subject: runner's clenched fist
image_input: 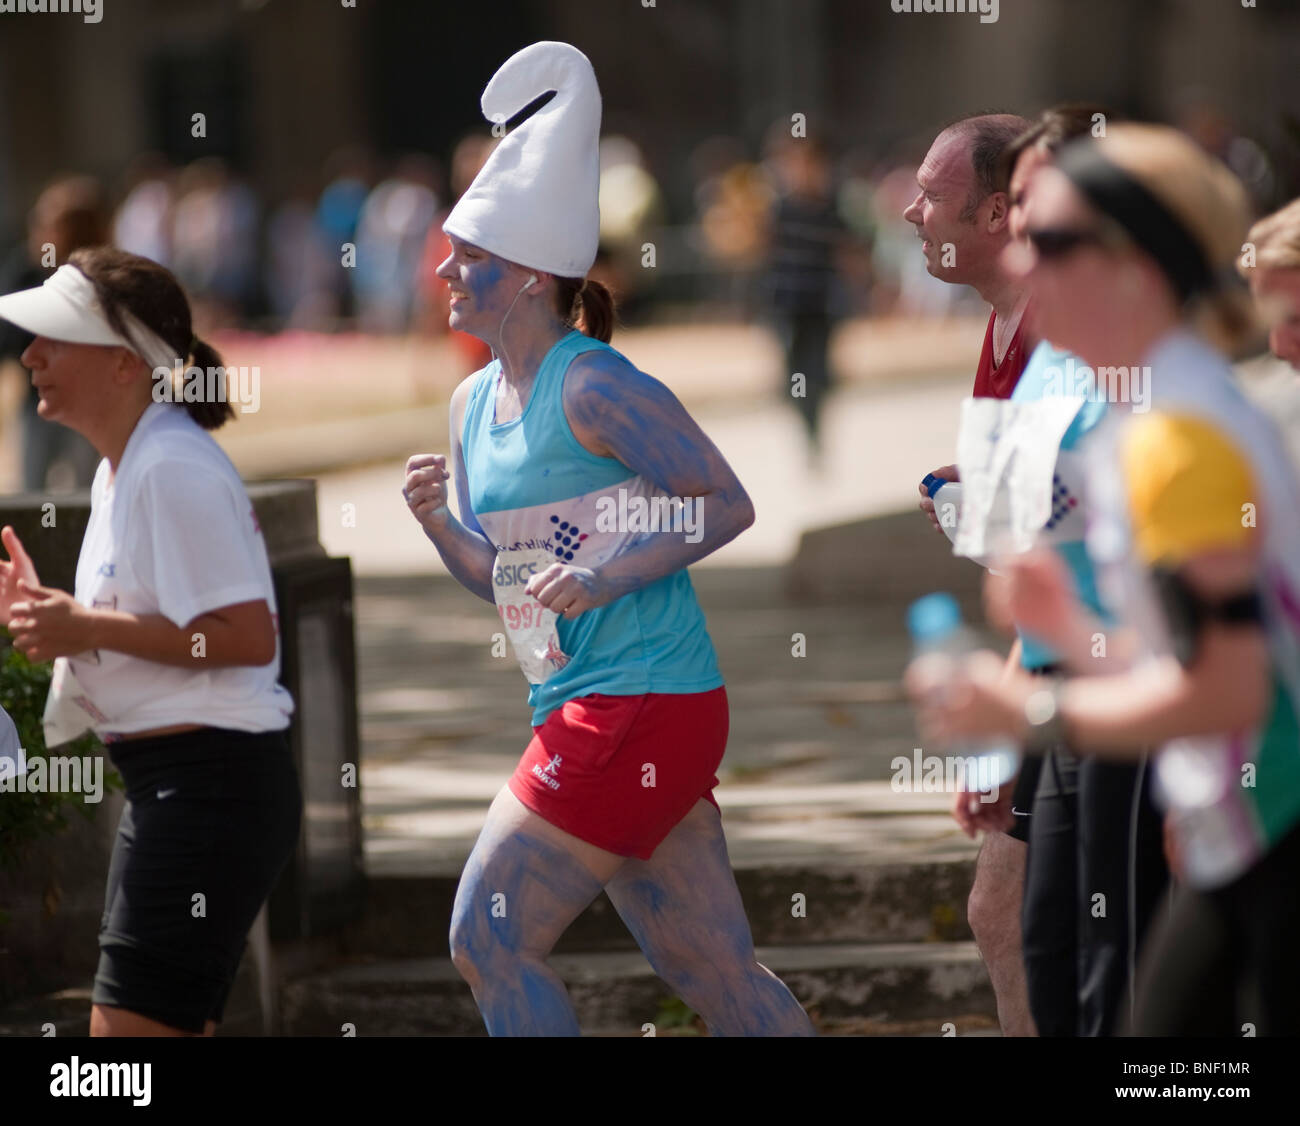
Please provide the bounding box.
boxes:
[404,453,451,530]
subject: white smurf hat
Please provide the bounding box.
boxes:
[443,41,602,279]
[0,263,178,370]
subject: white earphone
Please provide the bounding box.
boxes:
[498,274,539,375]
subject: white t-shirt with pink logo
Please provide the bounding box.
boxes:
[43,402,294,744]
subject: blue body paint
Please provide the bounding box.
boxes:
[450,815,601,1036]
[450,794,813,1036]
[602,803,815,1037]
[563,351,726,503]
[465,255,506,306]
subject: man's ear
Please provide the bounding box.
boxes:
[985,191,1010,233]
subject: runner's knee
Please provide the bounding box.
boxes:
[968,838,1024,951]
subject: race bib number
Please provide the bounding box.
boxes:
[492,548,571,685]
[955,396,1086,561]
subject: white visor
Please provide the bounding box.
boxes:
[0,264,181,372]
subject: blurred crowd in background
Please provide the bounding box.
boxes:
[0,99,1282,343]
[0,95,1289,493]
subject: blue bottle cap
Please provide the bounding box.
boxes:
[907,592,961,642]
[921,473,950,499]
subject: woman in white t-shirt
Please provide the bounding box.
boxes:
[0,247,299,1037]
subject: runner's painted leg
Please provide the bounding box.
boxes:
[449,786,623,1035]
[605,797,815,1036]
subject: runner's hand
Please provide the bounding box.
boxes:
[525,563,607,618]
[0,525,41,621]
[906,649,1033,744]
[404,454,451,532]
[1003,550,1078,651]
[951,779,1016,838]
[918,464,958,533]
[7,580,93,662]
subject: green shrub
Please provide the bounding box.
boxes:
[0,642,120,871]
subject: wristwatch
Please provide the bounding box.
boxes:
[1022,679,1068,755]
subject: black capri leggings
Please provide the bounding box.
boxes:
[1129,816,1300,1036]
[1021,748,1169,1036]
[92,726,302,1033]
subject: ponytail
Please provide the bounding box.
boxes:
[554,275,618,344]
[574,279,615,344]
[185,337,236,430]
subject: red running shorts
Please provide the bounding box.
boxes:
[507,687,729,860]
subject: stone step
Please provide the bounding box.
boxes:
[280,940,996,1037]
[0,951,266,1038]
[339,854,976,960]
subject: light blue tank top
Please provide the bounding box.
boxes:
[462,329,724,725]
[1010,341,1111,668]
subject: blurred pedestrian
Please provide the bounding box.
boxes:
[112,153,175,268]
[0,174,107,490]
[265,176,338,330]
[316,146,374,322]
[594,135,666,318]
[170,158,260,328]
[760,129,854,466]
[353,154,440,333]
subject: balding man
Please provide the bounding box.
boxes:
[906,113,1035,398]
[906,112,1039,1038]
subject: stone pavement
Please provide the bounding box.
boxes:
[353,566,980,880]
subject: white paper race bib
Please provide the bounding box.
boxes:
[955,396,1086,561]
[42,657,108,747]
[491,548,571,685]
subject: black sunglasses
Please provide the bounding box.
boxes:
[1026,227,1108,261]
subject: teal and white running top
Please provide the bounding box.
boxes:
[1009,341,1111,668]
[461,329,724,726]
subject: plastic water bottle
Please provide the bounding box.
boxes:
[906,592,1020,793]
[921,473,962,546]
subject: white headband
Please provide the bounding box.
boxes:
[0,263,183,372]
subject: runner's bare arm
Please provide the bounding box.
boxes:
[910,547,1271,758]
[404,376,497,603]
[7,591,277,667]
[559,350,754,601]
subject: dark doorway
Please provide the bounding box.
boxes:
[361,1,543,162]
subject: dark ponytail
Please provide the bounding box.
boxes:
[554,276,617,344]
[66,246,236,430]
[184,337,235,430]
